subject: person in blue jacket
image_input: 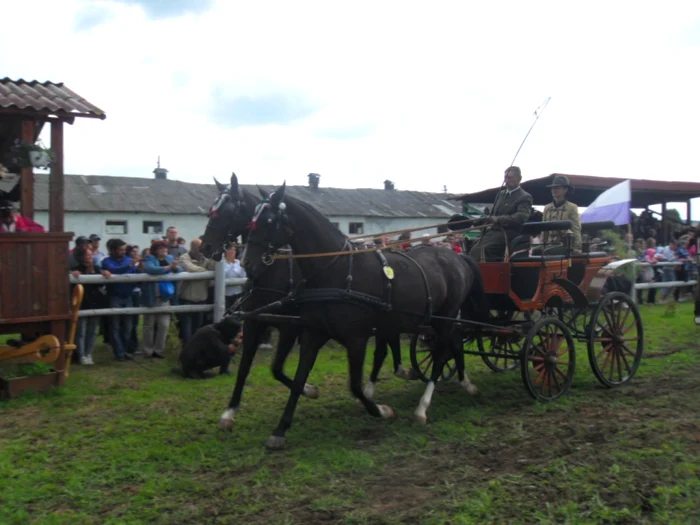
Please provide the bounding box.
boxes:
[140,240,182,358]
[101,238,140,361]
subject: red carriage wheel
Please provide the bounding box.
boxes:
[521,317,576,402]
[587,292,644,387]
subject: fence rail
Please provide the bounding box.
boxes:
[69,261,246,322]
[631,260,697,298]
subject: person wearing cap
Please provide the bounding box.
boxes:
[539,175,582,254]
[469,166,533,261]
[68,236,90,269]
[89,234,106,265]
[0,199,45,233]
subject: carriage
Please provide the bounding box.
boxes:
[409,219,644,402]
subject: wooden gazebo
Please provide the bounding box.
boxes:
[0,78,105,395]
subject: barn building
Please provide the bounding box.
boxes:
[28,171,464,247]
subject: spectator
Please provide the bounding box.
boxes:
[141,247,151,258]
[675,237,691,301]
[656,239,679,303]
[68,236,90,268]
[177,237,187,249]
[421,234,433,246]
[141,240,181,359]
[90,234,106,265]
[223,245,247,310]
[125,245,142,354]
[71,246,104,365]
[179,238,216,344]
[0,199,45,233]
[398,231,412,250]
[102,238,140,361]
[166,226,187,258]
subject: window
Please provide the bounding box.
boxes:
[105,220,128,235]
[349,222,364,235]
[143,220,164,234]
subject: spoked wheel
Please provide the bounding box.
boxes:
[479,310,528,372]
[587,292,644,387]
[521,317,576,402]
[409,334,458,383]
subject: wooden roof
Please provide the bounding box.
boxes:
[0,78,106,120]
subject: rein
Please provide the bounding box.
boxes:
[270,225,487,260]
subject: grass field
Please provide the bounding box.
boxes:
[1,304,698,524]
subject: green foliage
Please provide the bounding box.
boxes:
[0,362,53,379]
[0,304,698,524]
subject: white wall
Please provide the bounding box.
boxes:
[330,215,443,239]
[35,211,210,250]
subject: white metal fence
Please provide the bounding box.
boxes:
[69,261,247,322]
[631,261,697,302]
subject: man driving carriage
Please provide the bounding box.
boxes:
[469,166,533,260]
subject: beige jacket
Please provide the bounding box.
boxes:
[179,252,216,302]
[542,200,582,250]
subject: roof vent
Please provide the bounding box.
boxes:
[153,156,168,180]
[308,173,320,189]
[384,179,395,191]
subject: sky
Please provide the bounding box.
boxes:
[2,0,700,217]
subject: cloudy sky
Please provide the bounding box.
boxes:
[2,1,700,215]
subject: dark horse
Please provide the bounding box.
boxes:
[242,183,482,449]
[200,174,414,433]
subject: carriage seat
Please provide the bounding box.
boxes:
[572,251,608,259]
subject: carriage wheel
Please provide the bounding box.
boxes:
[587,292,644,387]
[409,334,458,383]
[479,310,527,372]
[521,317,576,402]
[478,333,521,372]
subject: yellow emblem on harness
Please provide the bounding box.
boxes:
[383,266,395,280]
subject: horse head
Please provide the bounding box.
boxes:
[241,182,292,277]
[201,172,251,259]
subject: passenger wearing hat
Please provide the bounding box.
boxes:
[540,175,582,254]
[469,166,533,261]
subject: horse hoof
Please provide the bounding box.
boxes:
[303,384,320,399]
[414,413,428,425]
[264,435,287,450]
[218,418,234,431]
[466,384,479,396]
[378,404,395,419]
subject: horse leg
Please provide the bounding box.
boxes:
[415,337,448,425]
[218,319,264,431]
[451,327,478,395]
[265,329,327,450]
[364,336,388,399]
[271,326,320,399]
[388,334,415,380]
[347,336,395,419]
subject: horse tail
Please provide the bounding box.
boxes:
[460,254,488,322]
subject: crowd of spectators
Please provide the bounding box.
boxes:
[68,226,248,365]
[632,228,698,304]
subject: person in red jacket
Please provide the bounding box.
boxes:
[0,200,45,233]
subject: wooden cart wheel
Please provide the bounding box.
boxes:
[409,334,458,383]
[479,310,527,372]
[587,292,644,387]
[521,317,576,402]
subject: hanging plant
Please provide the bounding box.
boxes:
[8,139,55,169]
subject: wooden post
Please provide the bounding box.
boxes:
[49,120,64,232]
[661,202,668,244]
[687,200,692,226]
[20,119,34,218]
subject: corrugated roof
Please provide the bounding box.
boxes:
[453,173,700,208]
[0,78,106,120]
[30,174,462,218]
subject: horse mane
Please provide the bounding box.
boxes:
[283,194,348,245]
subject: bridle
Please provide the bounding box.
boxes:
[207,187,249,255]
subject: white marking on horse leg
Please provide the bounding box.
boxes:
[303,383,320,399]
[377,404,395,419]
[265,435,287,450]
[414,381,435,425]
[460,374,479,395]
[363,381,376,399]
[218,408,237,431]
